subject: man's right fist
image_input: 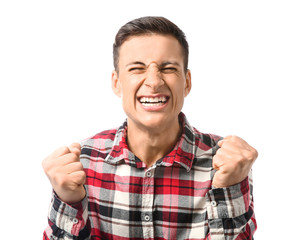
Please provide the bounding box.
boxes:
[42,143,86,204]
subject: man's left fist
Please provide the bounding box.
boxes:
[212,135,258,188]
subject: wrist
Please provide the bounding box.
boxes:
[55,185,86,205]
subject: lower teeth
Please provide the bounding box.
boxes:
[142,102,165,106]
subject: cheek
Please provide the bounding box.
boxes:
[171,82,187,108]
[120,81,139,106]
[172,81,186,98]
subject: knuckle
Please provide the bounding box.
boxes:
[80,171,87,182]
[78,162,84,170]
[215,147,224,156]
[60,146,70,155]
[226,135,238,141]
[252,147,259,159]
[79,170,86,178]
[52,173,65,186]
[244,149,257,162]
[231,135,238,140]
[70,142,81,149]
[74,161,84,170]
[233,154,246,166]
[73,171,86,185]
[42,157,55,173]
[69,152,79,161]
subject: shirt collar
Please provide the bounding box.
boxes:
[105,112,196,171]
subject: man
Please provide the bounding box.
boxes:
[43,16,257,239]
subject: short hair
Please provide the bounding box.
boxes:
[113,16,189,73]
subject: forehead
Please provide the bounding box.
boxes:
[118,34,184,65]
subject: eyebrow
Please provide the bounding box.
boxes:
[126,61,146,67]
[126,61,180,68]
[160,61,180,67]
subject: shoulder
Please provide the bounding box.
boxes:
[181,113,222,149]
[82,127,118,143]
[193,126,222,149]
[87,128,118,141]
[191,127,222,168]
[80,127,119,158]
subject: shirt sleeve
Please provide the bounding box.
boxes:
[206,171,256,240]
[43,191,90,240]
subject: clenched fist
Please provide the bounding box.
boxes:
[212,136,258,188]
[42,143,86,204]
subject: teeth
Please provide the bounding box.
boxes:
[139,96,167,103]
[139,96,168,107]
[142,102,164,106]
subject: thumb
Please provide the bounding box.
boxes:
[217,139,224,148]
[212,171,222,189]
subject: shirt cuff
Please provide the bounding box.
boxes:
[206,177,251,219]
[48,190,89,236]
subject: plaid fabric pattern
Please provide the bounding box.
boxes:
[43,113,256,240]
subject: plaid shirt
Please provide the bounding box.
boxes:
[43,113,256,240]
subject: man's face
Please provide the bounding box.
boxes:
[112,34,191,132]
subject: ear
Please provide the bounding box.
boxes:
[111,70,122,97]
[184,69,192,97]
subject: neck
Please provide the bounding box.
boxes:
[127,118,182,168]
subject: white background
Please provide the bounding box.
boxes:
[1,1,299,239]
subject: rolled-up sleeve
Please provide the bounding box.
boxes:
[43,191,90,240]
[206,172,256,240]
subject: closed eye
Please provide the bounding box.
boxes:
[129,67,145,71]
[128,67,147,74]
[126,61,147,73]
[160,67,177,73]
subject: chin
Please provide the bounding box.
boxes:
[139,113,178,130]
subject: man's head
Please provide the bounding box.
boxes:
[113,16,189,73]
[111,16,192,134]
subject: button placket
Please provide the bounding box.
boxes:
[141,167,155,239]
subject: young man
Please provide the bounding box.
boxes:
[43,17,257,239]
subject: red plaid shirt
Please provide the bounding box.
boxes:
[43,113,256,240]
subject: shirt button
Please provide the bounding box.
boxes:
[211,201,217,207]
[144,214,151,221]
[71,218,78,224]
[146,171,152,178]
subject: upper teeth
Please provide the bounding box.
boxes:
[139,96,167,103]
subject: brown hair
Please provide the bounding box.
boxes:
[113,16,189,73]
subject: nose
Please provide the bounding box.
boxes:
[144,64,164,90]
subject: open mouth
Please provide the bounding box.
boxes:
[138,96,169,106]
